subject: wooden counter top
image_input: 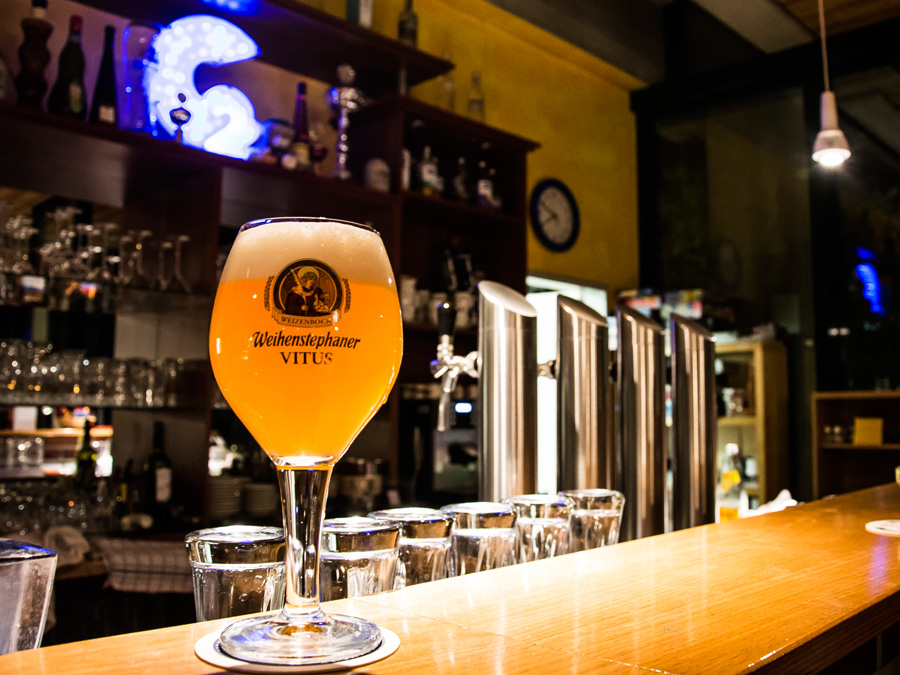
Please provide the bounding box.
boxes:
[3,484,899,674]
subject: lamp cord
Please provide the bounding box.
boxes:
[818,0,830,91]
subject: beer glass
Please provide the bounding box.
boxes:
[208,217,402,666]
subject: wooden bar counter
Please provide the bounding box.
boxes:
[3,484,899,674]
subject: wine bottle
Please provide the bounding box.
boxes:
[467,70,485,122]
[476,158,494,208]
[48,15,86,119]
[346,0,373,28]
[398,0,418,47]
[290,81,312,171]
[143,421,173,525]
[74,418,97,492]
[89,25,117,125]
[14,0,53,109]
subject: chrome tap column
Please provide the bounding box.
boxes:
[478,281,538,502]
[556,296,611,491]
[615,305,666,541]
[670,315,717,530]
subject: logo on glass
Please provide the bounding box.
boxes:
[268,259,345,327]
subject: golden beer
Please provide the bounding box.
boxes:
[209,218,403,465]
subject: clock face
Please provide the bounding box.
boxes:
[530,179,579,252]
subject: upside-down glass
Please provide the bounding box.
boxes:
[208,217,403,666]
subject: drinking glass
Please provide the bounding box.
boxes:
[441,501,517,575]
[505,493,570,562]
[208,217,403,666]
[368,507,453,587]
[185,526,286,622]
[562,488,625,552]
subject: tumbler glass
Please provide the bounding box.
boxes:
[441,502,517,575]
[0,539,57,655]
[561,489,625,552]
[368,507,453,587]
[504,494,570,563]
[185,525,286,622]
[319,517,400,601]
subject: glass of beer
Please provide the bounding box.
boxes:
[208,217,402,666]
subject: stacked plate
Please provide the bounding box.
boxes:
[243,482,279,517]
[208,476,246,520]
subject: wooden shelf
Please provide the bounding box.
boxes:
[821,443,900,451]
[813,390,900,497]
[73,0,452,97]
[717,415,757,427]
[359,94,540,153]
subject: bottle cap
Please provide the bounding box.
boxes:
[70,15,83,33]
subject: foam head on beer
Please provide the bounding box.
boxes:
[210,218,403,467]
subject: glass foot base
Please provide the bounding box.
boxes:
[218,611,383,666]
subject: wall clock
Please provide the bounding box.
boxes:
[530,178,580,252]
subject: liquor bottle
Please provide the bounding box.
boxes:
[438,53,455,111]
[716,443,746,522]
[290,81,312,171]
[48,15,86,119]
[448,156,469,201]
[398,0,418,47]
[74,418,97,492]
[476,157,494,208]
[346,0,373,28]
[89,25,117,125]
[419,146,440,196]
[14,0,53,109]
[143,421,173,525]
[467,71,485,122]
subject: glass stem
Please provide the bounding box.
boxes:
[277,465,332,621]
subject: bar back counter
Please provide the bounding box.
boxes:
[2,484,899,674]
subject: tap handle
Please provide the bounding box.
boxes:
[436,299,457,338]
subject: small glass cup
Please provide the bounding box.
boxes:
[504,494,570,563]
[368,507,453,587]
[319,517,400,601]
[185,526,286,622]
[441,502,517,575]
[561,489,626,552]
[0,539,57,655]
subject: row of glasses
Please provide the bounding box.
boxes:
[0,339,191,408]
[3,204,193,294]
[185,490,626,626]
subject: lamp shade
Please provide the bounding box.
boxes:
[813,91,850,166]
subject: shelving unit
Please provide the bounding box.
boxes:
[715,340,789,508]
[812,390,900,498]
[0,0,537,522]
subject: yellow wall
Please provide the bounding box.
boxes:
[312,0,644,294]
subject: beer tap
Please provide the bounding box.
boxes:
[430,299,478,432]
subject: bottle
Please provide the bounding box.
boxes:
[48,15,86,119]
[717,443,745,522]
[467,70,485,122]
[346,0,373,28]
[448,156,469,201]
[143,421,173,525]
[14,0,53,109]
[74,417,97,492]
[89,25,117,125]
[438,53,455,111]
[476,156,494,208]
[398,0,418,47]
[290,81,312,171]
[419,146,439,196]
